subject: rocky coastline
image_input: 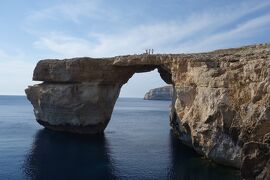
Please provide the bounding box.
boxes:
[144,86,173,100]
[26,44,270,179]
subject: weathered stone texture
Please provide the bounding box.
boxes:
[26,44,270,179]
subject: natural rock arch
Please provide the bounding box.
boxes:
[26,44,270,179]
[26,55,172,134]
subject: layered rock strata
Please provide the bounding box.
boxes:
[26,44,270,179]
[144,86,173,100]
[25,58,165,134]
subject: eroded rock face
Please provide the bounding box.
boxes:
[144,86,173,100]
[26,44,270,179]
[25,83,122,134]
[26,57,167,134]
[241,142,270,178]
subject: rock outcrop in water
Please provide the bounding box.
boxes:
[144,86,173,100]
[26,44,270,179]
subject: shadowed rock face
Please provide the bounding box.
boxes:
[26,44,270,179]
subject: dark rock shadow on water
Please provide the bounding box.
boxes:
[167,131,241,180]
[23,129,116,180]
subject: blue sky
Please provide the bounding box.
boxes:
[0,0,269,97]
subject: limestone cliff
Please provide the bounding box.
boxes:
[144,86,173,100]
[26,44,270,179]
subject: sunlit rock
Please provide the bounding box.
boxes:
[26,44,270,179]
[144,86,173,100]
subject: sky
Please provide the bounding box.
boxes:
[0,0,269,97]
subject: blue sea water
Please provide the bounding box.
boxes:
[0,96,241,180]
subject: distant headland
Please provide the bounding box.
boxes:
[144,86,172,100]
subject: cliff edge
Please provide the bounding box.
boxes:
[144,86,173,100]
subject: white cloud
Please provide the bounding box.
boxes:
[28,0,97,23]
[175,13,270,52]
[33,1,270,58]
[26,0,119,24]
[33,32,94,58]
[33,20,212,57]
[0,50,35,95]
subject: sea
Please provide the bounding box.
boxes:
[0,96,241,180]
